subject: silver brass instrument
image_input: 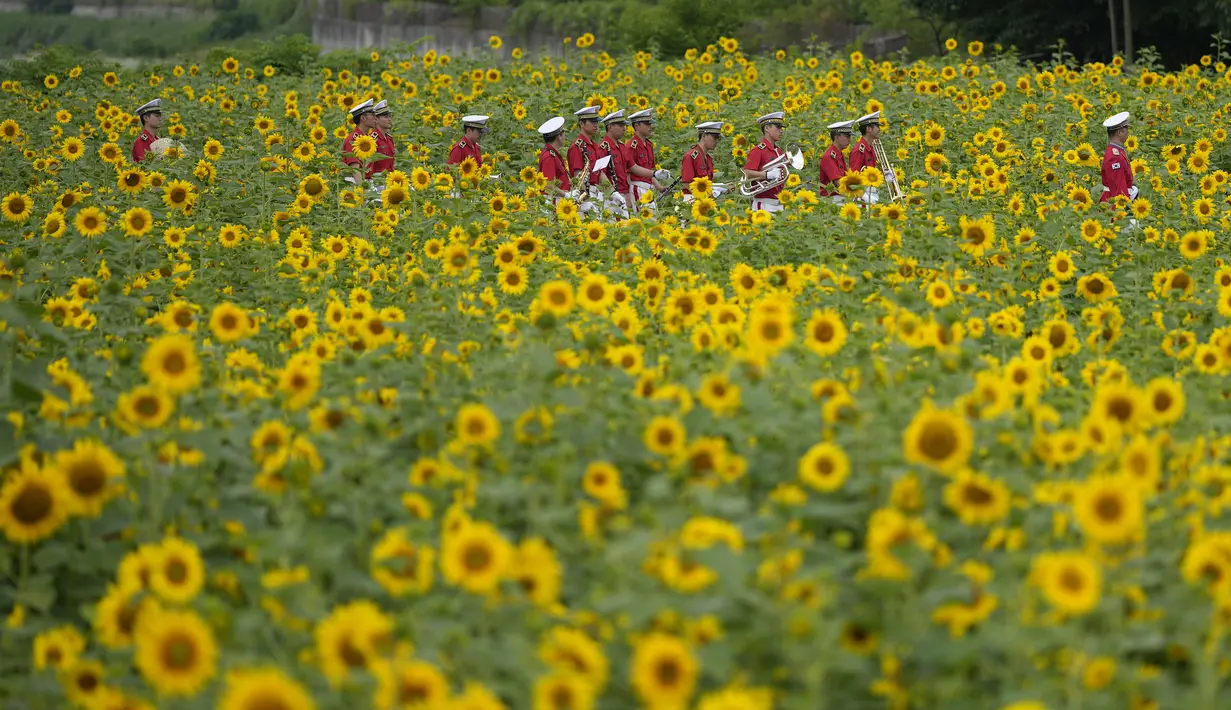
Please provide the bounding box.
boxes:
[871,138,904,202]
[739,142,804,197]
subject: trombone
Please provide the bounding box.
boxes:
[739,143,805,196]
[871,138,905,202]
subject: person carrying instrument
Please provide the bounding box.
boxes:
[1100,111,1136,203]
[131,99,162,163]
[448,114,488,168]
[567,106,604,189]
[626,109,667,208]
[342,98,377,186]
[369,100,397,178]
[819,119,853,199]
[743,111,787,213]
[537,116,571,205]
[596,109,634,219]
[849,111,880,171]
[682,121,722,203]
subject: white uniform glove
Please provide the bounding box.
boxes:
[884,168,897,184]
[683,194,696,205]
[654,169,670,182]
[1128,185,1139,200]
[588,185,602,200]
[767,166,785,183]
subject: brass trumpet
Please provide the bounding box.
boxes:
[739,142,804,196]
[872,138,904,202]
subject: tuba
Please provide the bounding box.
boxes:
[871,138,905,202]
[739,142,804,196]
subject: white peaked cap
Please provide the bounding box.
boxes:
[629,109,654,123]
[1103,111,1131,129]
[538,116,565,136]
[696,121,724,133]
[827,119,855,132]
[601,109,627,125]
[462,114,490,130]
[856,111,881,125]
[135,98,161,116]
[757,111,785,126]
[348,98,375,116]
[372,99,390,115]
[574,106,601,119]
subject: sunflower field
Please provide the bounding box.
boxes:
[3,34,1231,710]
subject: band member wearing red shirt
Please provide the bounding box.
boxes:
[341,98,377,185]
[369,100,396,178]
[819,120,853,199]
[1100,111,1136,203]
[849,112,880,172]
[682,121,722,202]
[537,116,571,203]
[626,108,665,205]
[595,109,633,218]
[448,114,488,168]
[742,111,787,212]
[131,99,162,163]
[567,106,604,189]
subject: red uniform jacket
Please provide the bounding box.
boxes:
[681,145,714,187]
[567,134,600,186]
[132,131,156,162]
[818,144,848,197]
[849,137,874,172]
[539,144,571,193]
[369,129,396,177]
[1100,143,1134,202]
[743,139,784,199]
[626,137,656,180]
[596,136,630,194]
[447,138,483,167]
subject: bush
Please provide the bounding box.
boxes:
[205,34,322,76]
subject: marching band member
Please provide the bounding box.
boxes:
[742,111,787,213]
[1100,111,1137,203]
[341,98,377,185]
[818,119,853,200]
[537,116,571,205]
[596,109,634,219]
[567,106,604,189]
[849,111,880,172]
[681,121,722,203]
[626,109,667,208]
[448,114,488,167]
[131,99,162,163]
[369,100,396,179]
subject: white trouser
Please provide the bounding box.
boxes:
[751,197,782,213]
[859,187,880,205]
[631,180,655,209]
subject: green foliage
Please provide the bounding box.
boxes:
[0,13,207,60]
[25,0,74,13]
